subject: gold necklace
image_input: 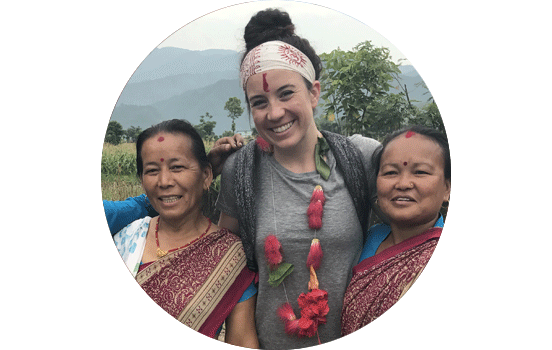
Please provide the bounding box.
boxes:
[155,218,212,258]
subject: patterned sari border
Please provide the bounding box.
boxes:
[178,241,247,330]
[353,227,442,275]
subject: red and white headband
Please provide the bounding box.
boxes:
[240,40,316,90]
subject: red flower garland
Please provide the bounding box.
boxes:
[265,185,328,343]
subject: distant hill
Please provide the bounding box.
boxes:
[110,47,431,135]
[129,48,241,82]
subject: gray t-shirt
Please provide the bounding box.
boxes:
[216,135,379,349]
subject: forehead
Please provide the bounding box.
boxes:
[382,133,444,165]
[246,69,304,94]
[141,132,193,158]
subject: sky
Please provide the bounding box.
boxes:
[157,1,410,64]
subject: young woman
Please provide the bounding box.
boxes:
[215,8,379,349]
[112,119,258,347]
[104,8,380,349]
[341,125,451,335]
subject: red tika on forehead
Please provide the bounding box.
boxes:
[157,136,164,142]
[160,158,164,162]
[405,131,415,138]
[263,73,270,92]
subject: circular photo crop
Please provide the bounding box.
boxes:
[101,1,449,348]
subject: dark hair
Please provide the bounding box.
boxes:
[241,8,323,86]
[135,119,210,177]
[371,125,451,185]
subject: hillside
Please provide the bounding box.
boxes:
[109,47,431,135]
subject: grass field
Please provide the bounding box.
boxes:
[101,143,143,201]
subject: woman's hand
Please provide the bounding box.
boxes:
[225,295,259,348]
[208,134,245,177]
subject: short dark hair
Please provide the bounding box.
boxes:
[371,125,451,184]
[135,119,209,177]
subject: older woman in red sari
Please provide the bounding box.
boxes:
[341,125,451,335]
[113,119,258,347]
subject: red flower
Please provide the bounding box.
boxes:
[298,289,329,316]
[307,201,323,229]
[306,238,323,270]
[307,185,325,230]
[264,234,283,270]
[285,319,300,335]
[297,317,317,337]
[256,136,271,152]
[296,289,329,337]
[277,302,296,322]
[277,303,300,335]
[310,185,326,205]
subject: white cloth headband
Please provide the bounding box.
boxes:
[240,40,316,90]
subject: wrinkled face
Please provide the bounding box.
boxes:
[376,132,451,229]
[246,69,320,152]
[140,133,212,222]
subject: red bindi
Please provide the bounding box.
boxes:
[262,73,270,92]
[160,158,164,162]
[403,162,408,166]
[405,131,415,138]
[157,136,164,142]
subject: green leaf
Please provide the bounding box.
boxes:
[268,263,294,287]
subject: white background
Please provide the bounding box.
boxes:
[2,0,550,349]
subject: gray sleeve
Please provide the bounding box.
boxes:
[215,151,239,219]
[349,134,382,213]
[348,134,381,175]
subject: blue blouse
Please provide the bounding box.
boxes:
[358,216,444,263]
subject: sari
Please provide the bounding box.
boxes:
[341,226,442,335]
[114,217,255,338]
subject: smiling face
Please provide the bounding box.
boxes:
[139,132,212,222]
[246,69,320,153]
[376,132,451,230]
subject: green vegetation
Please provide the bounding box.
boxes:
[224,97,245,134]
[318,40,445,140]
[101,143,142,201]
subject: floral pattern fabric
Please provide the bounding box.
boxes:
[113,217,151,276]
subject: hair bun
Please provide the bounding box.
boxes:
[244,9,295,51]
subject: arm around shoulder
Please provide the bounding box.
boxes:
[103,194,152,235]
[349,134,382,173]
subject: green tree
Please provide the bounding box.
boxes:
[105,121,124,145]
[411,102,446,133]
[369,93,418,139]
[315,114,342,134]
[124,126,142,143]
[195,112,217,141]
[319,41,401,136]
[224,97,244,134]
[220,130,235,138]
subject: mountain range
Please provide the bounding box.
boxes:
[110,47,431,135]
